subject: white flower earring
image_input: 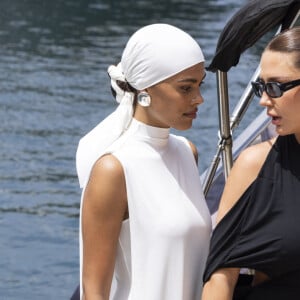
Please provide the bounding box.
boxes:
[137,91,151,107]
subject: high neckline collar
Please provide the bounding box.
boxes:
[129,118,170,140]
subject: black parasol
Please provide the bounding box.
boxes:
[207,0,300,72]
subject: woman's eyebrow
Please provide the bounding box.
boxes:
[259,75,293,82]
[177,78,198,83]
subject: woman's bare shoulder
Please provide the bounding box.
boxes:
[85,153,126,204]
[216,138,276,223]
[237,137,275,171]
[83,153,127,220]
[91,153,124,180]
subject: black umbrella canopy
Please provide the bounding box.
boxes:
[207,0,300,72]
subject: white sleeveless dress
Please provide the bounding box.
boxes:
[79,118,212,299]
[104,118,212,300]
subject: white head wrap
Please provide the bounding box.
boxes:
[76,23,205,188]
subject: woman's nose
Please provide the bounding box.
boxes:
[191,92,204,105]
[259,91,273,107]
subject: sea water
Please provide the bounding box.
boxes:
[0,0,271,298]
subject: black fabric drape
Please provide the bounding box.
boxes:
[203,135,300,299]
[207,0,300,72]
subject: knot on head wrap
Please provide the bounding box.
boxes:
[76,23,205,188]
[107,63,127,104]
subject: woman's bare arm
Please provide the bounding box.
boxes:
[202,139,274,299]
[202,268,240,300]
[216,139,274,223]
[81,154,127,300]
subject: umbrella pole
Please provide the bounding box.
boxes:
[203,71,232,196]
[203,146,221,197]
[217,71,233,180]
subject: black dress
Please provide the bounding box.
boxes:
[203,134,300,299]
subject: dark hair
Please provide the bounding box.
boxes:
[110,80,138,108]
[110,80,137,98]
[266,26,300,69]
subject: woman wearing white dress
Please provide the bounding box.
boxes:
[76,23,212,300]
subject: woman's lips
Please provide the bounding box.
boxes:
[271,115,282,126]
[184,109,198,119]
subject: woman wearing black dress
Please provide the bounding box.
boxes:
[202,26,300,300]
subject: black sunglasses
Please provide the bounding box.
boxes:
[251,78,300,98]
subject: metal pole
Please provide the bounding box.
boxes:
[217,71,233,180]
[203,146,221,197]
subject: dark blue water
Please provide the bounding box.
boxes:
[0,0,270,298]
